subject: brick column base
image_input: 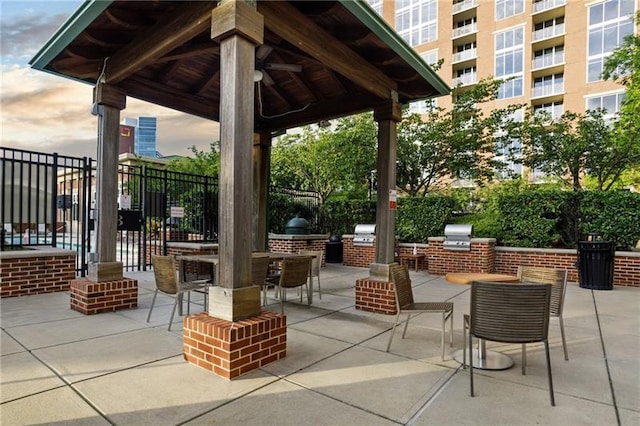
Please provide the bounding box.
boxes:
[70,278,138,315]
[183,311,286,380]
[355,278,397,315]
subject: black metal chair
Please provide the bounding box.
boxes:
[466,281,555,406]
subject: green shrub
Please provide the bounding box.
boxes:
[580,190,640,249]
[319,200,376,236]
[497,191,572,247]
[396,195,455,243]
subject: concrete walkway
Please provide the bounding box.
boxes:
[1,264,638,425]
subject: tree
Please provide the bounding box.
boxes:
[515,109,615,192]
[167,142,220,176]
[601,24,640,189]
[396,77,521,196]
[270,114,377,203]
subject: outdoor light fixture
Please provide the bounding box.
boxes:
[253,70,264,82]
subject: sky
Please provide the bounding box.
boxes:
[1,0,219,159]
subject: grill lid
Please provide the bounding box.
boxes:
[444,224,472,237]
[354,224,376,235]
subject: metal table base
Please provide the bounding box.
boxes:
[453,338,514,370]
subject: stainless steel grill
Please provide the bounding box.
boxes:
[353,224,376,246]
[443,224,472,251]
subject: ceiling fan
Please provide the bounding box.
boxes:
[254,44,302,86]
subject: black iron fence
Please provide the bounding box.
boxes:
[2,147,321,274]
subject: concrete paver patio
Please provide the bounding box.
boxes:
[1,264,638,425]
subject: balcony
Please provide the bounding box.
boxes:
[452,48,477,64]
[532,82,564,98]
[532,23,565,42]
[532,0,566,14]
[452,22,478,39]
[532,51,564,70]
[452,72,477,87]
[452,0,478,14]
[534,104,564,120]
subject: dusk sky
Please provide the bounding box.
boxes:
[1,0,220,159]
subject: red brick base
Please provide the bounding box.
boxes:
[70,278,138,315]
[355,278,397,315]
[183,311,287,380]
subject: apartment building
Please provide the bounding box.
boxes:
[368,0,637,176]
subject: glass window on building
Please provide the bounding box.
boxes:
[586,91,626,122]
[366,0,383,15]
[534,101,564,120]
[495,27,524,99]
[495,0,524,20]
[587,0,635,82]
[409,50,439,114]
[395,0,438,47]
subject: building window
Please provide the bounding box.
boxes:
[495,0,524,20]
[587,0,635,82]
[366,0,383,15]
[395,0,438,47]
[586,91,626,122]
[409,50,439,114]
[533,73,564,97]
[495,27,524,99]
[533,45,564,69]
[534,101,564,120]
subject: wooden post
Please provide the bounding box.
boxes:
[89,83,126,282]
[253,132,271,251]
[208,0,264,321]
[371,96,401,279]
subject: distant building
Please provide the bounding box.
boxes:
[118,125,135,155]
[122,116,158,158]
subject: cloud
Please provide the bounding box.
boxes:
[1,65,219,159]
[0,9,70,65]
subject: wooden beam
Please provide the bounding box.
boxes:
[258,1,397,100]
[158,42,220,63]
[104,2,216,84]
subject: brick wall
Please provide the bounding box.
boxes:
[183,310,286,380]
[427,237,496,275]
[70,278,138,314]
[1,250,76,298]
[355,278,397,315]
[495,248,640,287]
[268,235,327,266]
[343,236,376,268]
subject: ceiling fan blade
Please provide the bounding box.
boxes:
[261,69,275,86]
[256,44,273,61]
[263,63,302,72]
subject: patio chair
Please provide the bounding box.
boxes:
[517,266,569,373]
[148,255,210,331]
[466,281,555,406]
[271,256,312,314]
[299,249,323,299]
[251,254,272,306]
[386,264,454,361]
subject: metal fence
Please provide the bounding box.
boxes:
[2,147,321,274]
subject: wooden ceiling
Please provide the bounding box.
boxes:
[32,1,449,133]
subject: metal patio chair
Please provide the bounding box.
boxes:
[386,263,454,361]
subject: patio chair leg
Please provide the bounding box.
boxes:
[386,313,401,352]
[402,313,412,338]
[559,316,569,361]
[168,296,180,331]
[146,289,159,323]
[522,343,527,375]
[469,330,475,397]
[317,276,322,300]
[545,340,555,406]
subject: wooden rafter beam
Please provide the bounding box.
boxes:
[158,42,220,63]
[257,1,397,100]
[104,1,216,84]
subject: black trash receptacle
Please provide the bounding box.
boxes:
[577,241,615,290]
[325,235,343,263]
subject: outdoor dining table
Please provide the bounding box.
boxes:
[175,252,315,304]
[445,272,521,370]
